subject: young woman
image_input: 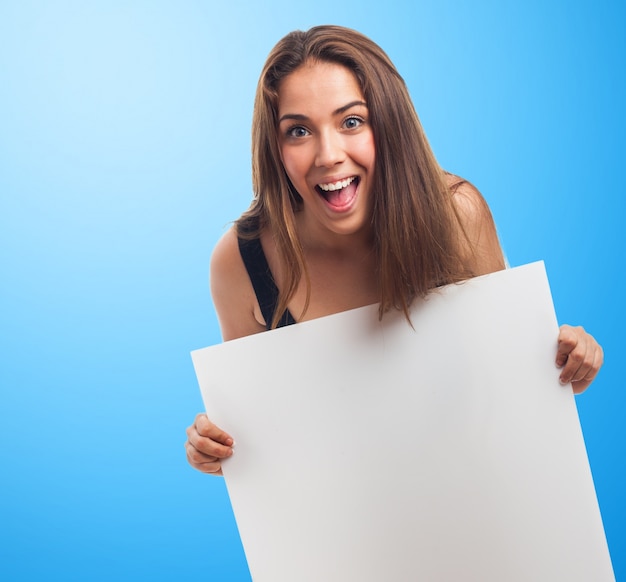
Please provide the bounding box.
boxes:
[185,25,603,475]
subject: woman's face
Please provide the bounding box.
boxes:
[277,60,375,242]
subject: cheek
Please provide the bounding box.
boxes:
[280,148,309,185]
[353,134,376,169]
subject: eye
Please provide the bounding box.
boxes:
[286,125,310,138]
[343,116,364,130]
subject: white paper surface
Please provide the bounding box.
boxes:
[192,262,614,582]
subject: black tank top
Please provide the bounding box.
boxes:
[237,235,297,330]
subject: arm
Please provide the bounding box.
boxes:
[185,227,266,475]
[450,178,603,394]
[210,227,267,341]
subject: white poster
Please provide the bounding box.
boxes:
[192,262,614,581]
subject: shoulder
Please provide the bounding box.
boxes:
[445,174,506,276]
[446,174,490,219]
[210,227,266,341]
[210,227,243,287]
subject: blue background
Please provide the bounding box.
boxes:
[1,1,623,580]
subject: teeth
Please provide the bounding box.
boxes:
[318,176,356,192]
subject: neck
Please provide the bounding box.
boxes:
[296,213,374,258]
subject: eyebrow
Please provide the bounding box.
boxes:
[278,100,367,124]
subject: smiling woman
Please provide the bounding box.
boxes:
[235,26,484,331]
[184,25,604,476]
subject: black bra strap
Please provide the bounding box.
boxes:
[237,236,296,330]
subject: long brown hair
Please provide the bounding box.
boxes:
[237,25,473,328]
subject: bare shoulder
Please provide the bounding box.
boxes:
[210,227,241,278]
[210,227,266,341]
[446,174,506,276]
[446,174,490,219]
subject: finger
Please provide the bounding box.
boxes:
[559,332,602,384]
[194,413,234,446]
[572,343,598,383]
[559,337,588,385]
[562,333,601,383]
[186,424,234,459]
[571,377,592,395]
[555,325,580,369]
[571,343,604,394]
[185,442,224,475]
[557,325,594,382]
[184,440,218,464]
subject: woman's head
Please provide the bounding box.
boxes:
[241,25,471,327]
[252,25,433,215]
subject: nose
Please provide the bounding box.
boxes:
[314,130,345,168]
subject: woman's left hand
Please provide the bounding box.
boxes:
[556,325,604,394]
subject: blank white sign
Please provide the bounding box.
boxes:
[192,262,614,581]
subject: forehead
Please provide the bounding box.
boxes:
[277,61,365,116]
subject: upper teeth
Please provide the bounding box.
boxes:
[318,176,356,192]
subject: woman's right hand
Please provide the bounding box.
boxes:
[185,413,234,475]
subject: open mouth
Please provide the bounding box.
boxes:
[315,176,360,209]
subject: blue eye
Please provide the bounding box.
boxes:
[343,116,363,130]
[287,126,309,138]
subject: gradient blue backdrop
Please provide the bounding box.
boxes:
[1,1,624,580]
